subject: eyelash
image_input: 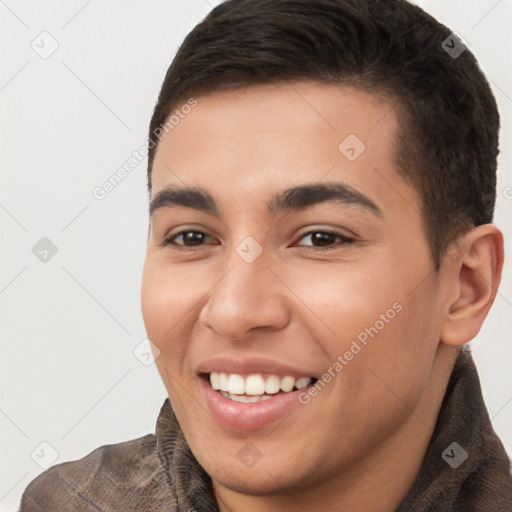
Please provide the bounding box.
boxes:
[160,229,355,250]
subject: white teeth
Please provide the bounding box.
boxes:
[210,372,220,390]
[227,374,245,395]
[265,375,281,394]
[219,372,229,392]
[280,376,295,392]
[220,391,273,403]
[208,372,313,397]
[295,377,312,390]
[245,375,266,395]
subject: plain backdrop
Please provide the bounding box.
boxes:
[1,1,511,510]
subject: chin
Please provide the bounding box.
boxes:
[211,466,308,497]
[198,446,321,498]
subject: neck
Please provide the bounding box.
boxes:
[213,344,459,512]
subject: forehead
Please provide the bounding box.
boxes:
[150,81,416,215]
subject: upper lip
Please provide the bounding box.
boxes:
[196,356,317,379]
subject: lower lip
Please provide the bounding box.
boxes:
[199,377,308,430]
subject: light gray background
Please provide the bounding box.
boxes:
[1,1,511,510]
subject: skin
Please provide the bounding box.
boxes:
[141,81,503,512]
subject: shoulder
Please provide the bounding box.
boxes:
[19,434,177,511]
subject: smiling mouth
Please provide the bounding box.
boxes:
[203,372,317,403]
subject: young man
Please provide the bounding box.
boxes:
[19,0,512,510]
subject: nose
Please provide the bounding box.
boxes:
[198,247,290,341]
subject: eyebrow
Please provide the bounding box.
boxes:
[150,186,218,216]
[149,182,382,217]
[268,182,382,216]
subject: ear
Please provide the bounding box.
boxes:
[441,224,504,346]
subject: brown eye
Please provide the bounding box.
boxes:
[296,231,354,249]
[162,230,216,247]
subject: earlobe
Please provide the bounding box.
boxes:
[441,224,504,346]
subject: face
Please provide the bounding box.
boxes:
[141,82,449,495]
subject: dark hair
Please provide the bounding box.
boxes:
[147,0,499,269]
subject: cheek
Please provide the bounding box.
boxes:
[288,260,438,390]
[141,262,193,393]
[141,257,222,392]
[141,260,203,413]
[141,258,203,341]
[140,268,171,343]
[285,262,402,348]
